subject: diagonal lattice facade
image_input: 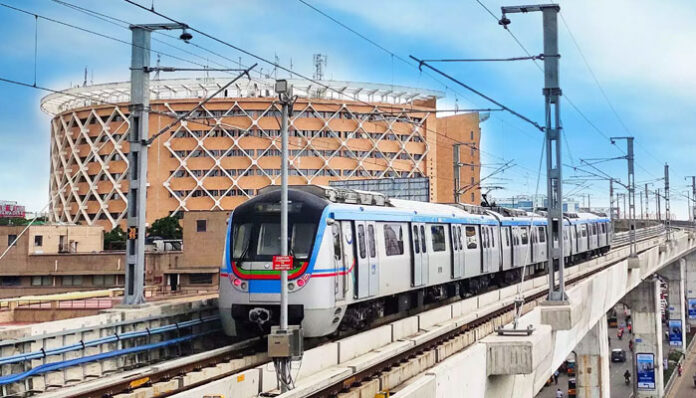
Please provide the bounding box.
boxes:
[44,78,453,230]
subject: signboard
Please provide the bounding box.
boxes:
[272,255,294,271]
[668,319,683,346]
[688,298,696,319]
[0,201,25,218]
[636,353,656,390]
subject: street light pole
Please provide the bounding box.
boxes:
[271,79,299,392]
[501,3,565,302]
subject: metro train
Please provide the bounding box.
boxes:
[219,185,612,338]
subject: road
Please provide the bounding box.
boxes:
[536,308,633,398]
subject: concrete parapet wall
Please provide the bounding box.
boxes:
[0,295,218,396]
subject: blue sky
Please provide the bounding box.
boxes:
[0,0,694,218]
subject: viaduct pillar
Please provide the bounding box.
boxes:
[660,260,686,351]
[684,253,696,332]
[625,278,664,397]
[575,314,611,398]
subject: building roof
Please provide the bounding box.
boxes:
[40,77,444,115]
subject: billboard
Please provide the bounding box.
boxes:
[0,201,25,218]
[688,298,696,319]
[636,353,655,390]
[668,319,683,347]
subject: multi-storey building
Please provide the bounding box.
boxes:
[42,77,483,230]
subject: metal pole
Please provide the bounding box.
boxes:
[609,179,614,231]
[645,183,650,219]
[453,144,461,203]
[627,137,636,257]
[640,190,643,220]
[657,188,661,221]
[540,6,564,301]
[124,26,151,305]
[665,163,671,241]
[280,97,289,332]
[275,80,295,393]
[499,4,563,301]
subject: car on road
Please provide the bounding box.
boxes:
[611,348,627,362]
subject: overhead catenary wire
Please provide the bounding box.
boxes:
[294,0,549,184]
[409,56,544,132]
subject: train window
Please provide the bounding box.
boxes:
[520,227,529,245]
[505,228,510,246]
[431,225,446,252]
[538,227,546,243]
[332,224,342,261]
[601,224,606,233]
[232,223,253,259]
[581,225,588,237]
[384,224,404,256]
[457,226,463,250]
[357,225,366,259]
[420,226,426,253]
[531,228,537,244]
[593,224,597,235]
[465,226,478,249]
[368,224,376,258]
[490,227,495,247]
[413,226,420,254]
[291,223,315,258]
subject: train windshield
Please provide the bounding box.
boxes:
[231,221,316,266]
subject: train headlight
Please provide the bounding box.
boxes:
[297,279,306,287]
[288,283,295,291]
[241,282,247,290]
[233,278,242,287]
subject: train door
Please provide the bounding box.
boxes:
[537,226,547,261]
[354,221,370,299]
[501,227,511,270]
[462,225,480,277]
[332,222,346,301]
[450,225,463,279]
[366,222,379,297]
[411,223,429,287]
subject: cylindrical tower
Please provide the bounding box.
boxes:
[42,78,448,230]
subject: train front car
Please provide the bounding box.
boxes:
[220,186,335,338]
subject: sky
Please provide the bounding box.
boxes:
[0,0,694,218]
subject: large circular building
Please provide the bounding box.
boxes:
[42,77,482,230]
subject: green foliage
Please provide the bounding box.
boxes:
[104,225,126,250]
[147,216,182,239]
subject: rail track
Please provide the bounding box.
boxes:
[3,226,664,398]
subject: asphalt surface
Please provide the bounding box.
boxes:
[535,309,638,398]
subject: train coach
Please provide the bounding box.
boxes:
[219,185,611,338]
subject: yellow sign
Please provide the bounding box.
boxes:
[237,374,245,382]
[128,227,138,240]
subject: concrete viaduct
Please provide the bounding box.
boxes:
[392,229,696,398]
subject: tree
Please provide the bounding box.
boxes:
[104,225,126,250]
[147,216,182,239]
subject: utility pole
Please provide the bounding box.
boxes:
[611,137,636,257]
[639,190,643,220]
[269,79,301,392]
[453,144,461,203]
[124,23,190,305]
[665,163,671,241]
[645,183,651,220]
[686,176,696,229]
[500,4,565,301]
[609,178,615,231]
[657,188,661,221]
